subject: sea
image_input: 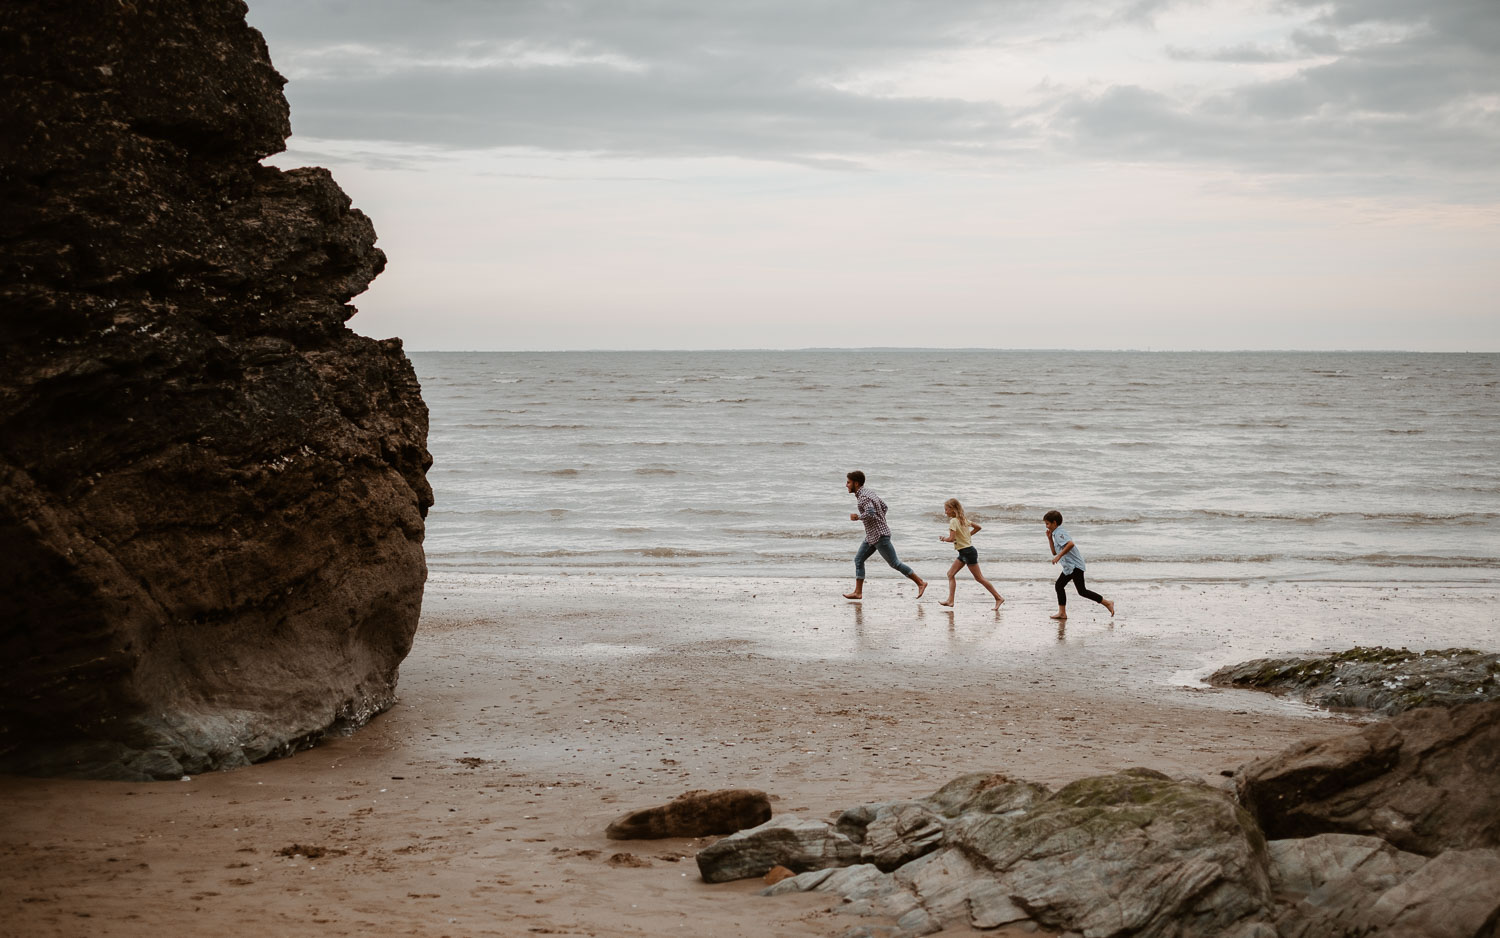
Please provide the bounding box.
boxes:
[409,350,1499,587]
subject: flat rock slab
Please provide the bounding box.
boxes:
[1209,646,1500,715]
[606,788,771,840]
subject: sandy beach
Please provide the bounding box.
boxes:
[3,573,1494,937]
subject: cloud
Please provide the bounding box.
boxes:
[246,0,1500,196]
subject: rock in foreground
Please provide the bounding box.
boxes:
[0,0,432,780]
[1237,699,1500,855]
[714,769,1275,937]
[729,759,1500,937]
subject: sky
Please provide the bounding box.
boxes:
[243,0,1500,351]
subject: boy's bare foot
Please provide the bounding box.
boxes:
[939,599,953,607]
[915,578,928,599]
[1049,611,1067,620]
[843,592,862,600]
[1103,598,1116,616]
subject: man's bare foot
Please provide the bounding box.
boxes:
[843,592,862,600]
[915,578,928,600]
[1049,611,1067,620]
[1103,598,1116,616]
[939,599,953,607]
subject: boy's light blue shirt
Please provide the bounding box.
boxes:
[1052,526,1085,573]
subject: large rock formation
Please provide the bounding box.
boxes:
[0,0,433,780]
[730,767,1500,938]
[1236,699,1500,855]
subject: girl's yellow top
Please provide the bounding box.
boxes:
[949,517,973,550]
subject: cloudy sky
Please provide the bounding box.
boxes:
[244,0,1499,351]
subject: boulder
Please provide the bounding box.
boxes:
[1237,699,1500,854]
[605,788,772,840]
[741,769,1274,937]
[0,0,431,780]
[1208,647,1500,715]
[949,768,1272,938]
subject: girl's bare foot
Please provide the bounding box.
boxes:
[1050,611,1067,620]
[1103,598,1116,616]
[994,597,1004,609]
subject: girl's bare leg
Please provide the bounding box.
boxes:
[939,558,963,606]
[966,563,1004,608]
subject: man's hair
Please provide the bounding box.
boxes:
[847,470,866,486]
[1043,510,1063,525]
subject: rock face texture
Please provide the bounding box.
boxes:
[1236,699,1500,855]
[0,0,432,780]
[1209,646,1500,716]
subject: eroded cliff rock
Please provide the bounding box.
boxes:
[0,0,433,780]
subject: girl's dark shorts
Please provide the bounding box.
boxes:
[957,546,979,565]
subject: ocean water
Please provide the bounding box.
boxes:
[410,350,1499,585]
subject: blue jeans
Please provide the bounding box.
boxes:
[854,535,914,580]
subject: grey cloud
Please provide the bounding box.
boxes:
[246,0,1500,196]
[1165,42,1309,63]
[1064,0,1500,196]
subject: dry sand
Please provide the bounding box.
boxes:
[4,573,1492,937]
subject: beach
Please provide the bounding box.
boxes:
[4,572,1493,937]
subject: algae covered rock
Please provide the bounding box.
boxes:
[1209,646,1500,715]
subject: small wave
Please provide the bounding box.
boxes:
[1383,428,1424,434]
[1335,554,1500,568]
[544,468,582,476]
[635,547,734,558]
[684,398,751,404]
[490,377,523,384]
[634,467,678,476]
[757,529,850,541]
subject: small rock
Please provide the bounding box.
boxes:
[606,788,772,840]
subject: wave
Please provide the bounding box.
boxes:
[633,467,678,476]
[961,505,1500,526]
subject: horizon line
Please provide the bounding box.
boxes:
[394,345,1497,354]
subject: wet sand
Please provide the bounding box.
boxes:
[2,574,1493,937]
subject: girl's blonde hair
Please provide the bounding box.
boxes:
[944,498,968,529]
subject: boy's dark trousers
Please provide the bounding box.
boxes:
[1055,569,1104,606]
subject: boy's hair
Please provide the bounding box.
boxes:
[1042,510,1063,525]
[847,470,866,486]
[944,498,968,528]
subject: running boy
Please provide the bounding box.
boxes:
[1043,510,1115,619]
